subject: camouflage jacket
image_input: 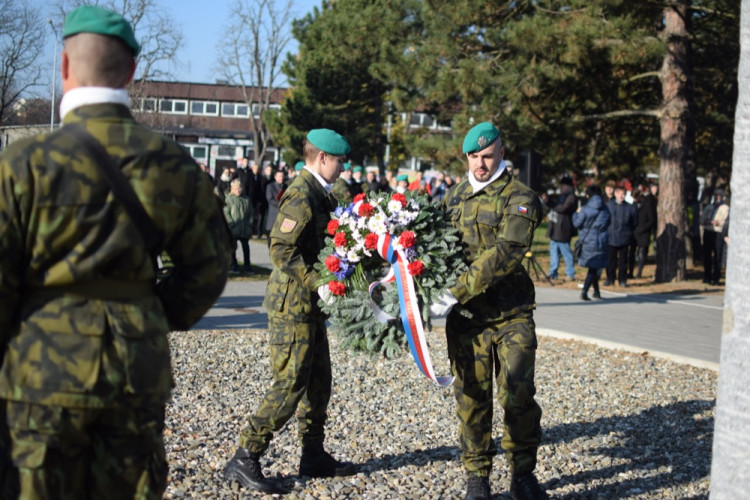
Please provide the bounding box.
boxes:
[444,171,543,322]
[330,177,353,205]
[262,169,337,323]
[0,103,231,408]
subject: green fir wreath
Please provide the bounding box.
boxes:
[314,191,467,358]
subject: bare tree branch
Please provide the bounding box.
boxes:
[217,0,294,164]
[572,108,662,121]
[0,0,47,125]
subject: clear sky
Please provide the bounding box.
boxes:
[32,0,322,90]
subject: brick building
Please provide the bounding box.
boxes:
[131,80,286,176]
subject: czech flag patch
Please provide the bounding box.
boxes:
[518,205,528,214]
[279,217,298,233]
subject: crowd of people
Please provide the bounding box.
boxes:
[543,176,730,300]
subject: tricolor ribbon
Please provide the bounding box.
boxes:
[368,233,454,387]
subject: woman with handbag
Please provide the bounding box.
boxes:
[572,185,611,301]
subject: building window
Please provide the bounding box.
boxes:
[159,99,188,114]
[217,145,237,157]
[222,102,250,118]
[407,112,449,130]
[132,97,157,112]
[184,144,208,161]
[190,101,219,116]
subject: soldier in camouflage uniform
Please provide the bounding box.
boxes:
[0,6,231,498]
[224,129,356,494]
[430,122,549,500]
[330,161,355,204]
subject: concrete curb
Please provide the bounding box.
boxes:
[537,327,720,372]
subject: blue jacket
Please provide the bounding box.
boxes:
[606,198,637,247]
[573,195,610,269]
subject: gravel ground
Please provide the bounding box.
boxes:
[164,328,716,499]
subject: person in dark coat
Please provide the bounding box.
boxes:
[629,189,656,279]
[573,185,611,301]
[605,185,637,287]
[265,169,287,246]
[545,176,578,281]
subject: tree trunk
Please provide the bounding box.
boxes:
[709,1,750,495]
[655,1,694,282]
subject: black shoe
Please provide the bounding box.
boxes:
[299,443,355,478]
[603,280,613,286]
[465,475,491,500]
[580,292,591,301]
[224,448,287,494]
[510,472,549,500]
[592,291,602,300]
[619,281,628,288]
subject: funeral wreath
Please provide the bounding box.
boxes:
[315,191,467,359]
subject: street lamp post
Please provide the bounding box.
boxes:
[48,20,58,131]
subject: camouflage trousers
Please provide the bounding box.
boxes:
[239,317,332,454]
[2,400,167,500]
[446,311,542,477]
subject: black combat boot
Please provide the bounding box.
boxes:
[224,448,287,494]
[299,442,355,477]
[465,475,491,499]
[510,472,549,500]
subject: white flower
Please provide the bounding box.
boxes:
[335,246,348,257]
[346,249,361,263]
[387,200,403,214]
[368,213,389,235]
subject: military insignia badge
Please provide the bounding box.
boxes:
[280,217,298,233]
[518,205,528,214]
[477,136,488,148]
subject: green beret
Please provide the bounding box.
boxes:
[294,161,305,171]
[343,161,352,171]
[397,174,409,182]
[353,165,363,173]
[63,6,140,56]
[462,121,500,154]
[306,129,351,156]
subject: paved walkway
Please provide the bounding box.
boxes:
[194,240,723,371]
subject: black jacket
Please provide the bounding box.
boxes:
[545,187,578,242]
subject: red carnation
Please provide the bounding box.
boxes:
[408,260,425,277]
[364,233,379,250]
[354,193,366,203]
[358,202,374,217]
[399,231,417,248]
[327,219,340,235]
[333,231,347,247]
[392,193,407,207]
[329,280,346,296]
[325,255,341,273]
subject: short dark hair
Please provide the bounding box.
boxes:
[585,185,602,198]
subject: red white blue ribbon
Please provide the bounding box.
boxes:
[368,233,454,387]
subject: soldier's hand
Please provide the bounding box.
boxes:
[318,284,335,305]
[430,290,458,317]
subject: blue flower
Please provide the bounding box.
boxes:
[333,258,355,280]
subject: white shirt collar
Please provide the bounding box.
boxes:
[60,87,130,120]
[468,160,507,194]
[303,166,333,192]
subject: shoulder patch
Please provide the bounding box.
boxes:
[518,205,528,214]
[279,217,298,233]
